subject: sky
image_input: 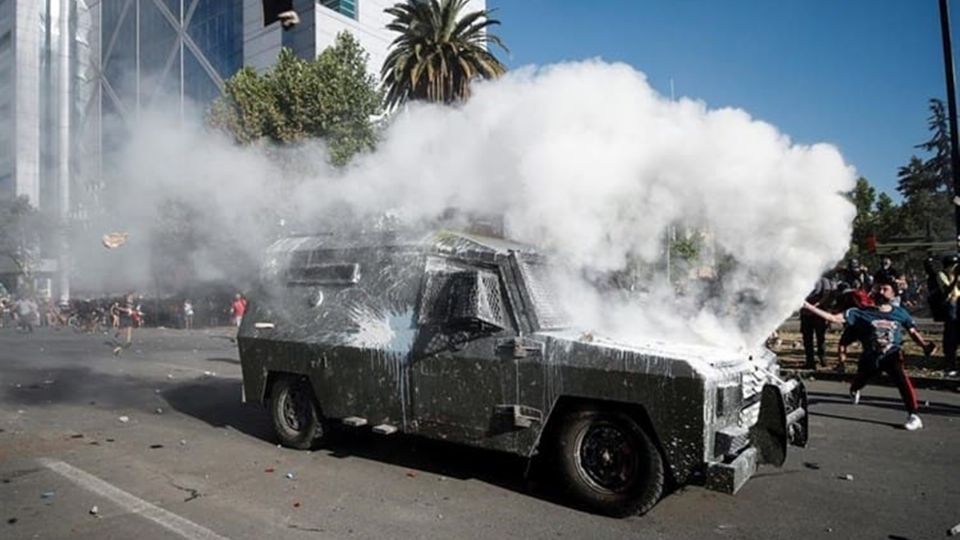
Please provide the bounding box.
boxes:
[487,0,949,199]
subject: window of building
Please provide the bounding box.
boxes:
[0,30,11,52]
[320,0,357,20]
[262,0,293,26]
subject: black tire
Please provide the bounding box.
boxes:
[270,375,324,450]
[554,409,664,517]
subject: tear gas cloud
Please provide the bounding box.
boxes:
[86,60,855,350]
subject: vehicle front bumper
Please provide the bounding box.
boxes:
[705,378,808,494]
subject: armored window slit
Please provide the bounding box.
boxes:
[287,263,361,286]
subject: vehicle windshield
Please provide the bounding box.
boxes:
[514,256,572,330]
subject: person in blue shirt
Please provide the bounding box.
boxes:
[802,278,936,431]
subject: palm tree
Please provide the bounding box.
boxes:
[381,0,508,109]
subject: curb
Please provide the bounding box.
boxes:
[782,369,960,392]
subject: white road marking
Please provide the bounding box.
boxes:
[38,458,229,540]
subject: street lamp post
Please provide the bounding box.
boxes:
[938,0,960,250]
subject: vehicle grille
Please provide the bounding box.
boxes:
[738,366,767,427]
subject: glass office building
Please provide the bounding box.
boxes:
[81,0,243,214]
[98,0,243,116]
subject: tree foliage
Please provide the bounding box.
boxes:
[0,197,50,289]
[381,0,508,109]
[847,98,955,264]
[208,32,382,166]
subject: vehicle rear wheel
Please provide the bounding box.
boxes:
[554,409,664,517]
[270,375,324,450]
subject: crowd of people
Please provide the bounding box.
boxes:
[798,253,960,432]
[0,290,249,337]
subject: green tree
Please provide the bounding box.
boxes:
[848,176,876,252]
[0,197,49,292]
[910,98,952,194]
[209,32,382,166]
[381,0,508,109]
[894,99,953,239]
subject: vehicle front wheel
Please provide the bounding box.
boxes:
[270,375,324,450]
[554,409,664,517]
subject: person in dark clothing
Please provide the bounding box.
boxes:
[842,259,872,293]
[801,274,835,369]
[802,279,936,431]
[937,254,960,373]
[872,257,899,289]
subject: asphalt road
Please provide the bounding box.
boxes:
[1,327,958,540]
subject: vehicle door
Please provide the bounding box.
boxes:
[408,257,522,452]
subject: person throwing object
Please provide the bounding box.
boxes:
[801,279,936,431]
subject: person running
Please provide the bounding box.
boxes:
[802,278,936,431]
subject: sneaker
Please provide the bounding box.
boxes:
[904,414,923,431]
[850,390,860,405]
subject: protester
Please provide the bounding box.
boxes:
[937,254,960,373]
[15,297,37,333]
[230,293,247,327]
[113,293,139,354]
[109,299,121,329]
[841,259,872,293]
[801,272,835,369]
[183,299,194,330]
[0,296,9,328]
[873,257,898,288]
[802,279,937,431]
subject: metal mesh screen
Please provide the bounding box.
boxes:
[448,271,505,329]
[516,258,570,330]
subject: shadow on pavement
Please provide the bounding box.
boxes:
[206,357,241,366]
[807,391,960,417]
[808,411,901,429]
[161,379,274,443]
[312,427,577,510]
[162,380,577,511]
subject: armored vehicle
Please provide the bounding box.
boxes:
[238,230,808,516]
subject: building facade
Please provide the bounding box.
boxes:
[0,0,486,296]
[245,0,394,73]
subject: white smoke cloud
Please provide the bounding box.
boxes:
[82,59,856,349]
